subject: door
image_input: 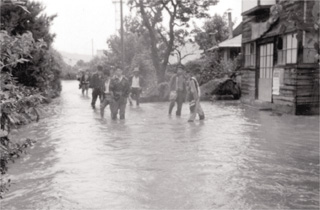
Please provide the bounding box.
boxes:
[258,43,274,102]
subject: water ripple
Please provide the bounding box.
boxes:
[2,81,319,210]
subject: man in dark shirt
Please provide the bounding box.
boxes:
[168,65,187,116]
[90,66,104,109]
[80,70,90,96]
[109,68,130,120]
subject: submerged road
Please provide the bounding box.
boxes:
[2,80,319,210]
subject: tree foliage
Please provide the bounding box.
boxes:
[128,0,219,83]
[1,0,63,97]
[193,13,230,51]
[1,0,57,45]
[105,14,157,85]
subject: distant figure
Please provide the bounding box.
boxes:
[168,65,187,116]
[129,67,144,106]
[77,71,83,89]
[100,70,112,118]
[109,68,130,120]
[90,66,104,109]
[80,70,90,96]
[186,70,205,122]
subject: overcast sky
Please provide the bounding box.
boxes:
[38,0,242,56]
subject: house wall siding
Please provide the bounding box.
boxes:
[240,0,319,115]
[240,69,256,100]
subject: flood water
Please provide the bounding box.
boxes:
[1,80,319,210]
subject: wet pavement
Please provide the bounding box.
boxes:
[1,80,319,210]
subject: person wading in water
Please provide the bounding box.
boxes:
[100,70,112,118]
[90,66,104,109]
[109,68,130,120]
[80,70,90,96]
[168,65,187,116]
[186,70,205,122]
[129,67,144,107]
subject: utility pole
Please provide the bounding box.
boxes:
[120,0,125,70]
[92,39,94,58]
[112,0,120,32]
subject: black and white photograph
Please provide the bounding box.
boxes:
[0,0,319,209]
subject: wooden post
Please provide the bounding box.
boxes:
[120,0,124,70]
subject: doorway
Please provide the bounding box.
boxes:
[258,43,274,102]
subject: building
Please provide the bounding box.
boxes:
[168,42,203,65]
[208,22,243,63]
[240,0,319,115]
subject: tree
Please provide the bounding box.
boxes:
[1,0,62,96]
[105,14,156,82]
[1,0,63,93]
[128,0,219,83]
[1,0,57,46]
[75,59,86,68]
[193,13,230,51]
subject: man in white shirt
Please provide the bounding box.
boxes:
[129,67,144,106]
[100,70,112,118]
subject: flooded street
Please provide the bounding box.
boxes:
[2,80,319,210]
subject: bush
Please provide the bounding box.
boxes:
[184,52,242,85]
[0,0,63,198]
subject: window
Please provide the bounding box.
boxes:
[260,43,274,79]
[244,42,256,67]
[277,33,298,64]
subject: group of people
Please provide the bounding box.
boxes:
[78,65,205,122]
[78,66,144,120]
[168,65,205,122]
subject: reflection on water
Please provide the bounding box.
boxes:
[2,81,319,210]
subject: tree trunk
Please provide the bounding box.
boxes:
[137,0,177,84]
[138,0,163,83]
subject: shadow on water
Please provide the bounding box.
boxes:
[2,81,319,210]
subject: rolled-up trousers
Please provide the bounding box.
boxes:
[188,99,204,121]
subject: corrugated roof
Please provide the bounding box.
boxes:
[207,34,242,51]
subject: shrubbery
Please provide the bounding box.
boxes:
[0,0,65,198]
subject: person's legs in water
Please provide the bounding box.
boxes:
[110,99,120,120]
[85,85,89,96]
[119,97,127,119]
[168,100,175,115]
[128,91,133,106]
[136,89,141,106]
[130,88,140,106]
[188,100,197,122]
[176,91,184,116]
[197,102,205,120]
[91,88,99,109]
[188,100,205,122]
[100,94,110,118]
[81,84,85,95]
[98,91,103,103]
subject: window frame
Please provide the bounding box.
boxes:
[276,33,298,65]
[244,42,256,67]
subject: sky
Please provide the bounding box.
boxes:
[38,0,242,56]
